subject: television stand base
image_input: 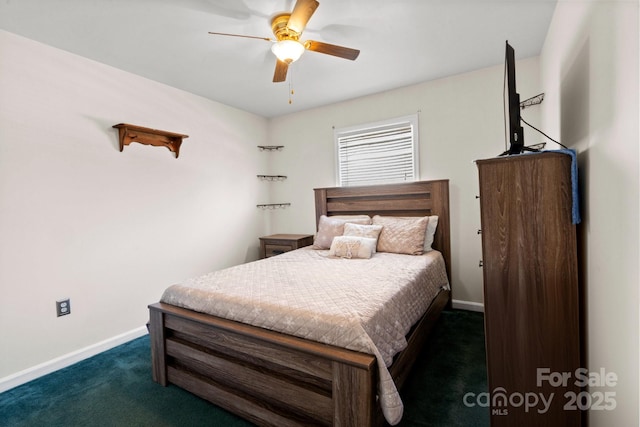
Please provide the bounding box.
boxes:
[498,145,542,157]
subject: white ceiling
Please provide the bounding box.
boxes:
[0,0,557,118]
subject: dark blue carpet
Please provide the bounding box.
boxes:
[1,310,488,426]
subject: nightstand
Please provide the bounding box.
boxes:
[259,234,314,259]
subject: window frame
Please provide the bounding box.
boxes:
[334,114,420,187]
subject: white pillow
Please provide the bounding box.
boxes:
[423,215,439,252]
[343,223,383,252]
[328,236,377,259]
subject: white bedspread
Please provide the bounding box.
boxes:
[160,247,449,425]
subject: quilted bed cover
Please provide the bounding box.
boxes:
[160,247,450,425]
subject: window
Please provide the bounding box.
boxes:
[335,114,419,187]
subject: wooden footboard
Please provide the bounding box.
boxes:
[149,302,378,427]
[148,288,450,427]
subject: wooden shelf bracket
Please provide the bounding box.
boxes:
[113,123,189,158]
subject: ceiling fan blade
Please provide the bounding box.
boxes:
[208,31,272,42]
[287,0,319,34]
[305,40,360,60]
[273,60,289,82]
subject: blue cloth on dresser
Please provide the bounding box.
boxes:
[508,148,581,224]
[545,148,581,224]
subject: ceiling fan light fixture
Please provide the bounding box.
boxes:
[271,39,305,63]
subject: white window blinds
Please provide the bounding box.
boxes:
[335,114,419,187]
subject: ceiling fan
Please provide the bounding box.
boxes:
[208,0,360,83]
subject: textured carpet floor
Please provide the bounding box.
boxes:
[1,309,488,426]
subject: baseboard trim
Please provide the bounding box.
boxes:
[0,326,148,394]
[452,299,484,312]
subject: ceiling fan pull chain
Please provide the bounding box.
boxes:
[289,67,294,104]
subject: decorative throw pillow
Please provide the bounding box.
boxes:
[329,215,372,222]
[343,223,383,252]
[313,215,372,249]
[328,236,377,259]
[372,215,429,255]
[423,215,439,252]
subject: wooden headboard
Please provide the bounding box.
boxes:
[313,179,451,284]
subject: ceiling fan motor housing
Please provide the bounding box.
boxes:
[271,13,300,41]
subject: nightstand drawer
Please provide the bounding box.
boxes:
[259,234,314,259]
[264,244,292,258]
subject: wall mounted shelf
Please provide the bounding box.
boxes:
[257,145,289,208]
[257,175,287,181]
[257,203,291,210]
[520,93,544,110]
[113,123,189,158]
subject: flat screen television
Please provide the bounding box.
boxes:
[503,40,525,155]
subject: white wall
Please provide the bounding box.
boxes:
[0,30,269,382]
[540,1,639,426]
[267,57,542,307]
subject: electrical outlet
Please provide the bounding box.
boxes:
[56,299,71,317]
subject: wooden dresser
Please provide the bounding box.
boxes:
[476,152,581,426]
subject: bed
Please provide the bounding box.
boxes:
[148,179,451,427]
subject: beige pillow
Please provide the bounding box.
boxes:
[313,215,372,249]
[372,215,429,255]
[343,223,383,252]
[343,222,382,238]
[330,215,372,222]
[329,236,377,259]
